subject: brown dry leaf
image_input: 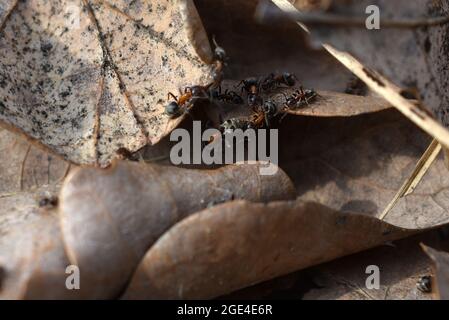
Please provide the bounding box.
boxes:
[59,161,296,299]
[292,0,449,126]
[0,189,80,299]
[266,0,449,148]
[278,109,449,229]
[121,109,449,299]
[272,89,391,117]
[122,200,413,299]
[195,0,353,92]
[0,128,79,299]
[0,128,70,193]
[226,230,443,300]
[213,81,391,121]
[0,0,213,167]
[302,233,442,300]
[422,244,449,299]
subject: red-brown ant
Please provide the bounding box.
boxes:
[282,87,318,110]
[236,77,263,106]
[165,84,212,118]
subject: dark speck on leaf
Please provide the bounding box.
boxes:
[41,63,53,73]
[40,42,53,56]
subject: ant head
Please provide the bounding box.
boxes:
[248,94,261,106]
[283,73,296,86]
[305,89,317,98]
[263,100,277,114]
[232,94,244,105]
[165,101,181,118]
[209,88,220,99]
[212,36,227,61]
[214,47,227,61]
[245,77,259,87]
[189,86,204,97]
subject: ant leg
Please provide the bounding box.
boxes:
[265,114,270,128]
[167,92,178,101]
[279,110,289,123]
[184,86,193,94]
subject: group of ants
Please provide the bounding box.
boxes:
[164,38,318,134]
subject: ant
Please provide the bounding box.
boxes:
[165,84,212,118]
[259,100,279,127]
[212,36,227,88]
[213,87,244,104]
[235,77,262,106]
[261,72,298,92]
[416,275,432,293]
[282,87,318,110]
[38,194,58,208]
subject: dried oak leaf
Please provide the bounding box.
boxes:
[0,190,80,299]
[59,161,295,299]
[122,200,412,299]
[293,0,449,126]
[0,128,79,299]
[0,0,213,167]
[0,128,70,193]
[195,0,353,92]
[208,80,391,128]
[279,109,449,229]
[302,233,438,300]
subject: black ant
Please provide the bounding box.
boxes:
[258,100,279,127]
[236,77,262,106]
[282,87,318,110]
[38,194,58,208]
[261,72,298,92]
[165,84,212,118]
[416,275,432,293]
[214,87,244,104]
[212,36,227,88]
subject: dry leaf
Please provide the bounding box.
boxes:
[0,0,213,167]
[278,109,449,229]
[122,200,412,299]
[0,189,80,299]
[59,161,296,299]
[195,0,353,92]
[422,244,449,300]
[297,0,449,125]
[206,80,391,128]
[0,128,70,193]
[0,128,78,299]
[225,231,442,300]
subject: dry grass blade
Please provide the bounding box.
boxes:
[379,139,442,220]
[269,0,449,150]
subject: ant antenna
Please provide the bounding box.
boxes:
[212,35,227,61]
[212,35,220,49]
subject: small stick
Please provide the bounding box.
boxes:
[263,8,449,29]
[379,139,442,220]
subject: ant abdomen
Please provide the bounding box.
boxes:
[165,101,181,118]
